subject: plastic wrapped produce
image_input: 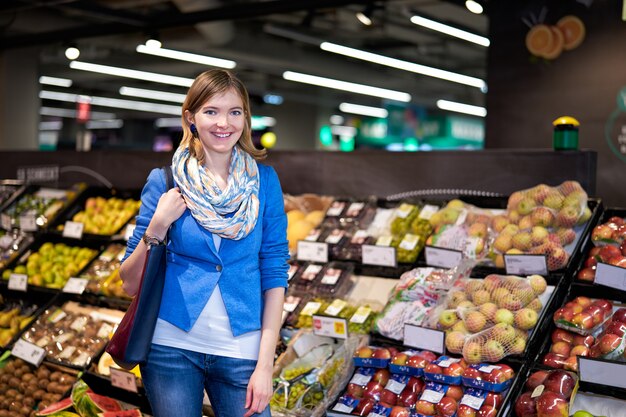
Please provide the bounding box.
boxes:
[81,243,129,298]
[588,306,626,360]
[553,296,613,336]
[3,185,83,230]
[0,228,33,270]
[514,369,578,417]
[542,328,595,371]
[591,215,626,247]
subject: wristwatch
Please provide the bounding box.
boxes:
[142,233,166,248]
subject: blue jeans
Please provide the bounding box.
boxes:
[141,344,271,417]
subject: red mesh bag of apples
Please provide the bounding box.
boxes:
[515,369,577,417]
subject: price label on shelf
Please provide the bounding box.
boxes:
[1,214,11,230]
[123,224,136,241]
[110,368,138,393]
[312,315,347,339]
[63,221,84,239]
[595,262,626,291]
[19,215,37,232]
[403,324,445,354]
[362,244,397,267]
[11,339,46,367]
[296,241,328,263]
[63,277,89,294]
[425,246,463,269]
[579,356,626,390]
[504,254,548,275]
[8,273,28,292]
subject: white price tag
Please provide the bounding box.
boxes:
[460,394,485,410]
[579,356,626,389]
[124,224,136,241]
[8,273,28,291]
[296,241,328,263]
[421,388,445,404]
[595,262,626,291]
[312,315,348,339]
[324,299,347,316]
[504,254,548,275]
[403,323,445,354]
[437,358,460,367]
[350,373,372,386]
[350,306,372,324]
[11,339,46,367]
[1,213,11,230]
[419,205,439,220]
[19,215,37,232]
[385,379,406,395]
[399,234,420,251]
[110,368,138,393]
[396,203,414,219]
[425,245,463,268]
[63,221,84,239]
[332,403,354,413]
[362,244,397,267]
[63,277,89,294]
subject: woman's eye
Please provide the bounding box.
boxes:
[231,110,242,116]
[204,110,216,115]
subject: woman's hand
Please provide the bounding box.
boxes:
[244,365,273,417]
[146,187,187,239]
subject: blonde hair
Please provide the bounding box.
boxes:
[180,69,266,163]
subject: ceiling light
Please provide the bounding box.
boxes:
[40,106,115,119]
[39,121,63,131]
[145,38,162,48]
[119,86,186,103]
[136,44,236,69]
[263,94,283,105]
[356,4,374,26]
[329,115,344,125]
[282,71,411,102]
[331,125,357,136]
[65,46,80,60]
[39,76,72,87]
[339,102,388,118]
[465,0,484,14]
[436,99,486,117]
[321,42,486,90]
[86,119,124,129]
[69,61,194,87]
[251,116,277,130]
[155,118,182,128]
[39,90,181,115]
[410,15,490,47]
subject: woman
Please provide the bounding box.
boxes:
[120,69,289,417]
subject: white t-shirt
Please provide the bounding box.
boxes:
[152,235,262,360]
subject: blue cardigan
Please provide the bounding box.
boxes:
[122,163,289,337]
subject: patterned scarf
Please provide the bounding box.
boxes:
[172,145,260,240]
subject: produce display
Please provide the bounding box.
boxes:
[588,306,626,360]
[57,196,140,236]
[2,186,82,230]
[80,243,129,299]
[0,229,34,270]
[577,216,626,282]
[430,274,548,363]
[1,242,98,289]
[0,294,40,347]
[285,193,332,252]
[0,358,78,416]
[552,296,613,336]
[290,262,354,298]
[0,182,22,207]
[515,369,578,417]
[542,328,595,372]
[20,301,123,368]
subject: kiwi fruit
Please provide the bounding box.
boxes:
[37,379,49,390]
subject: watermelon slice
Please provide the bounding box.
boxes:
[86,393,123,412]
[97,410,142,417]
[36,397,73,416]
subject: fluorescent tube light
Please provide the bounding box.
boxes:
[410,15,489,47]
[282,71,411,102]
[155,118,182,128]
[145,39,162,48]
[39,121,63,131]
[339,102,388,118]
[39,76,73,87]
[69,61,194,87]
[86,119,124,129]
[119,86,186,103]
[136,44,236,69]
[465,0,484,14]
[436,99,486,117]
[355,12,372,26]
[39,90,181,115]
[320,42,486,90]
[40,106,115,119]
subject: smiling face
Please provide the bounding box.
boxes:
[185,88,245,159]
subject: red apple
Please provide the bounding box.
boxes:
[536,391,568,417]
[589,246,602,257]
[373,347,392,359]
[586,305,605,325]
[446,385,464,401]
[526,370,549,390]
[458,405,478,417]
[354,398,376,416]
[389,406,410,417]
[372,368,391,386]
[608,216,625,226]
[551,329,574,345]
[515,392,538,417]
[542,352,566,369]
[484,392,503,409]
[478,405,497,417]
[355,346,373,358]
[584,256,598,268]
[599,333,622,355]
[347,383,364,398]
[562,356,578,371]
[606,321,626,337]
[570,345,589,357]
[391,352,409,365]
[591,299,613,314]
[425,363,443,374]
[420,351,438,362]
[363,381,384,401]
[443,362,464,377]
[398,388,418,407]
[407,354,428,369]
[613,308,626,323]
[609,256,626,268]
[380,389,398,406]
[388,347,400,358]
[405,376,424,394]
[572,312,594,329]
[543,370,575,398]
[437,397,458,417]
[599,246,622,262]
[483,369,506,384]
[415,399,436,415]
[550,341,571,357]
[463,367,481,380]
[572,334,595,347]
[622,244,626,256]
[499,364,515,379]
[577,267,596,282]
